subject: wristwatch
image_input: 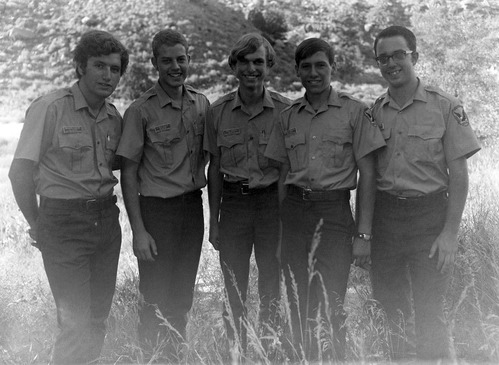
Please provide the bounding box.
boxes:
[355,233,373,241]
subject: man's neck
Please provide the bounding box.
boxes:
[238,87,264,115]
[306,86,330,112]
[160,81,183,102]
[389,78,419,107]
[78,82,105,117]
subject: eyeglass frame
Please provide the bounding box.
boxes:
[375,50,414,66]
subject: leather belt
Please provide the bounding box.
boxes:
[377,190,448,204]
[40,195,117,211]
[288,185,350,201]
[223,180,277,196]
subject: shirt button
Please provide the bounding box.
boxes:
[311,156,316,160]
[97,141,100,145]
[99,163,103,166]
[312,136,317,140]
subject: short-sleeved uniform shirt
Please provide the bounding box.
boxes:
[13,83,122,199]
[265,87,385,191]
[116,83,209,198]
[204,88,291,189]
[372,80,481,197]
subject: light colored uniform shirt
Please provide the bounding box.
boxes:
[372,80,481,197]
[116,83,209,198]
[204,88,291,189]
[13,82,122,199]
[265,87,385,190]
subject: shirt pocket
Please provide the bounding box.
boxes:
[218,133,246,168]
[147,127,182,168]
[406,125,444,164]
[284,133,306,171]
[321,129,353,168]
[57,132,93,174]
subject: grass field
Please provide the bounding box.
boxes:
[0,93,498,364]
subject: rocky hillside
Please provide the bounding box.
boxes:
[0,0,300,104]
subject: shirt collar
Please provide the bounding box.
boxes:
[154,82,194,109]
[298,86,341,112]
[383,78,427,107]
[231,87,275,111]
[71,82,116,119]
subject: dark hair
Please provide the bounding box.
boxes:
[152,29,189,58]
[295,38,334,66]
[228,33,276,69]
[374,25,417,56]
[73,30,129,79]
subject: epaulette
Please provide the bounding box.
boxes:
[268,90,292,105]
[337,91,363,104]
[185,84,202,94]
[424,84,457,102]
[211,91,236,108]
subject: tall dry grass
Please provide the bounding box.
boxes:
[1,112,498,364]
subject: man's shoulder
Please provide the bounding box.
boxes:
[211,91,236,108]
[336,91,368,109]
[127,87,159,110]
[31,87,72,108]
[424,84,459,104]
[268,90,292,106]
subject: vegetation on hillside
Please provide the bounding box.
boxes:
[1,0,499,364]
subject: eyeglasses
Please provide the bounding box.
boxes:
[375,50,413,66]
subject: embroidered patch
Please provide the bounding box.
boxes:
[150,124,171,133]
[284,127,297,136]
[452,105,469,127]
[62,126,83,134]
[222,128,241,137]
[364,108,384,129]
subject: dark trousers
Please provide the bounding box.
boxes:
[218,182,280,351]
[38,199,121,365]
[371,191,452,361]
[280,190,354,361]
[137,191,203,352]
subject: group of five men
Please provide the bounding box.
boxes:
[9,24,480,364]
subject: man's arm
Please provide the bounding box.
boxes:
[120,157,157,261]
[352,153,377,269]
[429,156,469,273]
[207,152,223,250]
[9,158,39,240]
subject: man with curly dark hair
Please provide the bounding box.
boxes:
[9,30,128,364]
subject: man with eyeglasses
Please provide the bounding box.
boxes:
[369,25,480,361]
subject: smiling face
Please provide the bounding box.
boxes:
[375,35,418,90]
[232,45,269,93]
[296,51,334,101]
[151,43,190,95]
[77,53,122,105]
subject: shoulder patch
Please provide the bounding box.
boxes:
[452,105,469,126]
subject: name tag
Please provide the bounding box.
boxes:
[150,124,171,133]
[62,126,83,134]
[222,128,241,137]
[285,128,297,136]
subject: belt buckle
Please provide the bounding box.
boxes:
[241,182,250,195]
[302,187,312,201]
[85,198,98,210]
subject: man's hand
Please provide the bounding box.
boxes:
[28,222,40,249]
[133,230,157,261]
[209,219,220,251]
[352,237,371,270]
[429,230,457,273]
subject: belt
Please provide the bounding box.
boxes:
[288,185,350,201]
[377,190,448,205]
[40,195,117,211]
[223,180,277,196]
